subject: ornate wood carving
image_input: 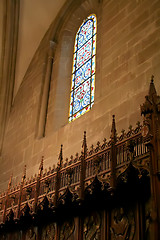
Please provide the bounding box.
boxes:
[54,145,63,207]
[80,131,87,200]
[25,227,36,240]
[79,131,87,240]
[17,165,26,218]
[3,174,12,222]
[20,203,31,218]
[5,208,14,223]
[110,115,117,188]
[0,80,157,239]
[34,157,44,213]
[41,223,55,240]
[83,212,101,240]
[60,219,75,240]
[110,208,135,240]
[26,187,32,201]
[141,76,160,239]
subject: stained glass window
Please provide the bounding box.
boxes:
[69,14,97,122]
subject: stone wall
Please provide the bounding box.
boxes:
[0,0,160,190]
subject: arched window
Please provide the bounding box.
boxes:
[69,14,97,122]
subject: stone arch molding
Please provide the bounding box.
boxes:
[38,0,102,136]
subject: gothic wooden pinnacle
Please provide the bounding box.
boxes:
[141,76,159,116]
[39,156,44,177]
[58,144,63,168]
[110,115,117,188]
[111,115,117,142]
[8,174,12,190]
[148,75,157,97]
[82,131,87,148]
[22,165,26,182]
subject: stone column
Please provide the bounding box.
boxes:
[0,0,20,154]
[36,40,56,138]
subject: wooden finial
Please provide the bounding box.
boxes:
[40,156,44,169]
[110,115,117,188]
[151,75,154,83]
[149,75,157,97]
[82,131,86,147]
[58,144,63,168]
[111,115,117,141]
[112,115,115,128]
[22,165,26,182]
[121,129,125,135]
[80,131,87,201]
[141,76,158,116]
[39,156,44,176]
[8,174,12,190]
[82,131,87,154]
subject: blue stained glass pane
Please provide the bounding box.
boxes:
[92,35,96,56]
[74,15,96,53]
[76,39,92,69]
[74,59,91,88]
[69,14,97,122]
[72,105,91,121]
[92,56,96,75]
[73,80,90,114]
[78,20,93,49]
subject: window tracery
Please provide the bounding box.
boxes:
[69,14,97,122]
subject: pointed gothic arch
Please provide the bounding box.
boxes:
[69,14,97,122]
